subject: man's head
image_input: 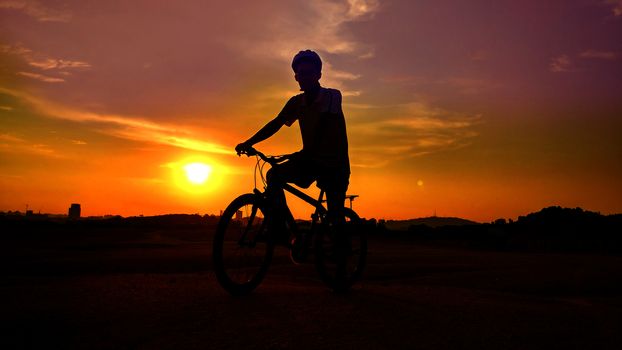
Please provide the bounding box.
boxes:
[292,50,322,91]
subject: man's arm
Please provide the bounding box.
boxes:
[237,95,298,153]
[236,117,286,153]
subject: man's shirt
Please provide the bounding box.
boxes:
[276,87,350,173]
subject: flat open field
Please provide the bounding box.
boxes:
[2,227,622,349]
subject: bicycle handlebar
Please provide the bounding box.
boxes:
[237,147,289,165]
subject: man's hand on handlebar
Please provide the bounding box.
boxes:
[234,144,292,165]
[235,142,254,156]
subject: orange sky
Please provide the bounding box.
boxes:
[1,1,621,222]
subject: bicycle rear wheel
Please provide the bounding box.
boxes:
[213,193,274,296]
[314,208,367,292]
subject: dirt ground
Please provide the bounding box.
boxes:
[2,233,622,349]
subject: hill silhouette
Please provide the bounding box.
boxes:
[384,216,478,230]
[2,206,621,254]
[517,206,619,227]
[397,206,622,254]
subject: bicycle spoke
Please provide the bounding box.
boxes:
[314,209,367,292]
[213,194,274,295]
[238,204,258,246]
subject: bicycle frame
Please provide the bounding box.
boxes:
[243,147,330,230]
[254,182,327,236]
[283,183,327,216]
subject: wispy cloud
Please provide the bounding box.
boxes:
[346,0,380,19]
[28,58,91,70]
[350,102,481,167]
[302,0,379,55]
[327,64,362,81]
[1,44,90,81]
[385,115,479,130]
[231,0,379,57]
[604,0,622,16]
[0,87,231,155]
[0,44,32,56]
[16,71,65,83]
[0,105,14,111]
[0,0,71,22]
[229,0,380,90]
[549,54,574,72]
[0,133,25,143]
[579,49,618,60]
[550,50,618,73]
[0,132,63,158]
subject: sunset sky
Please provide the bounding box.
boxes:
[1,0,621,222]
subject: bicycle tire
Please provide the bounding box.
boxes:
[213,193,274,296]
[314,208,367,292]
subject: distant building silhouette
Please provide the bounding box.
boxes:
[68,203,81,219]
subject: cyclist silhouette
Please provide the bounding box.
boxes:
[236,50,350,241]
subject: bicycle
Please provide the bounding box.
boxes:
[213,147,367,295]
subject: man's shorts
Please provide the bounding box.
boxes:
[268,152,349,193]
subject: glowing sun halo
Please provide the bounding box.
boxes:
[183,162,212,185]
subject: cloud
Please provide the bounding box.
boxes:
[0,105,14,111]
[549,50,618,74]
[16,71,65,83]
[385,115,478,130]
[230,0,379,57]
[346,0,380,19]
[28,58,91,70]
[358,50,375,59]
[0,132,63,158]
[349,102,481,167]
[228,0,379,89]
[0,44,32,56]
[0,0,71,22]
[0,87,231,155]
[0,133,25,143]
[604,0,622,16]
[303,0,379,55]
[328,66,362,81]
[549,54,574,72]
[1,44,91,76]
[579,49,618,60]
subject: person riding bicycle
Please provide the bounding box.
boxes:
[235,50,350,242]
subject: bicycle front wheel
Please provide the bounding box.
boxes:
[213,193,274,296]
[314,208,367,292]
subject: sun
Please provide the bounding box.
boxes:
[168,158,225,195]
[183,162,212,185]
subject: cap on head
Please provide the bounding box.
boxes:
[291,50,322,73]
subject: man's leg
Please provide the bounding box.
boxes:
[325,190,346,227]
[265,166,290,240]
[265,157,313,243]
[323,170,350,288]
[325,189,349,287]
[323,166,349,227]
